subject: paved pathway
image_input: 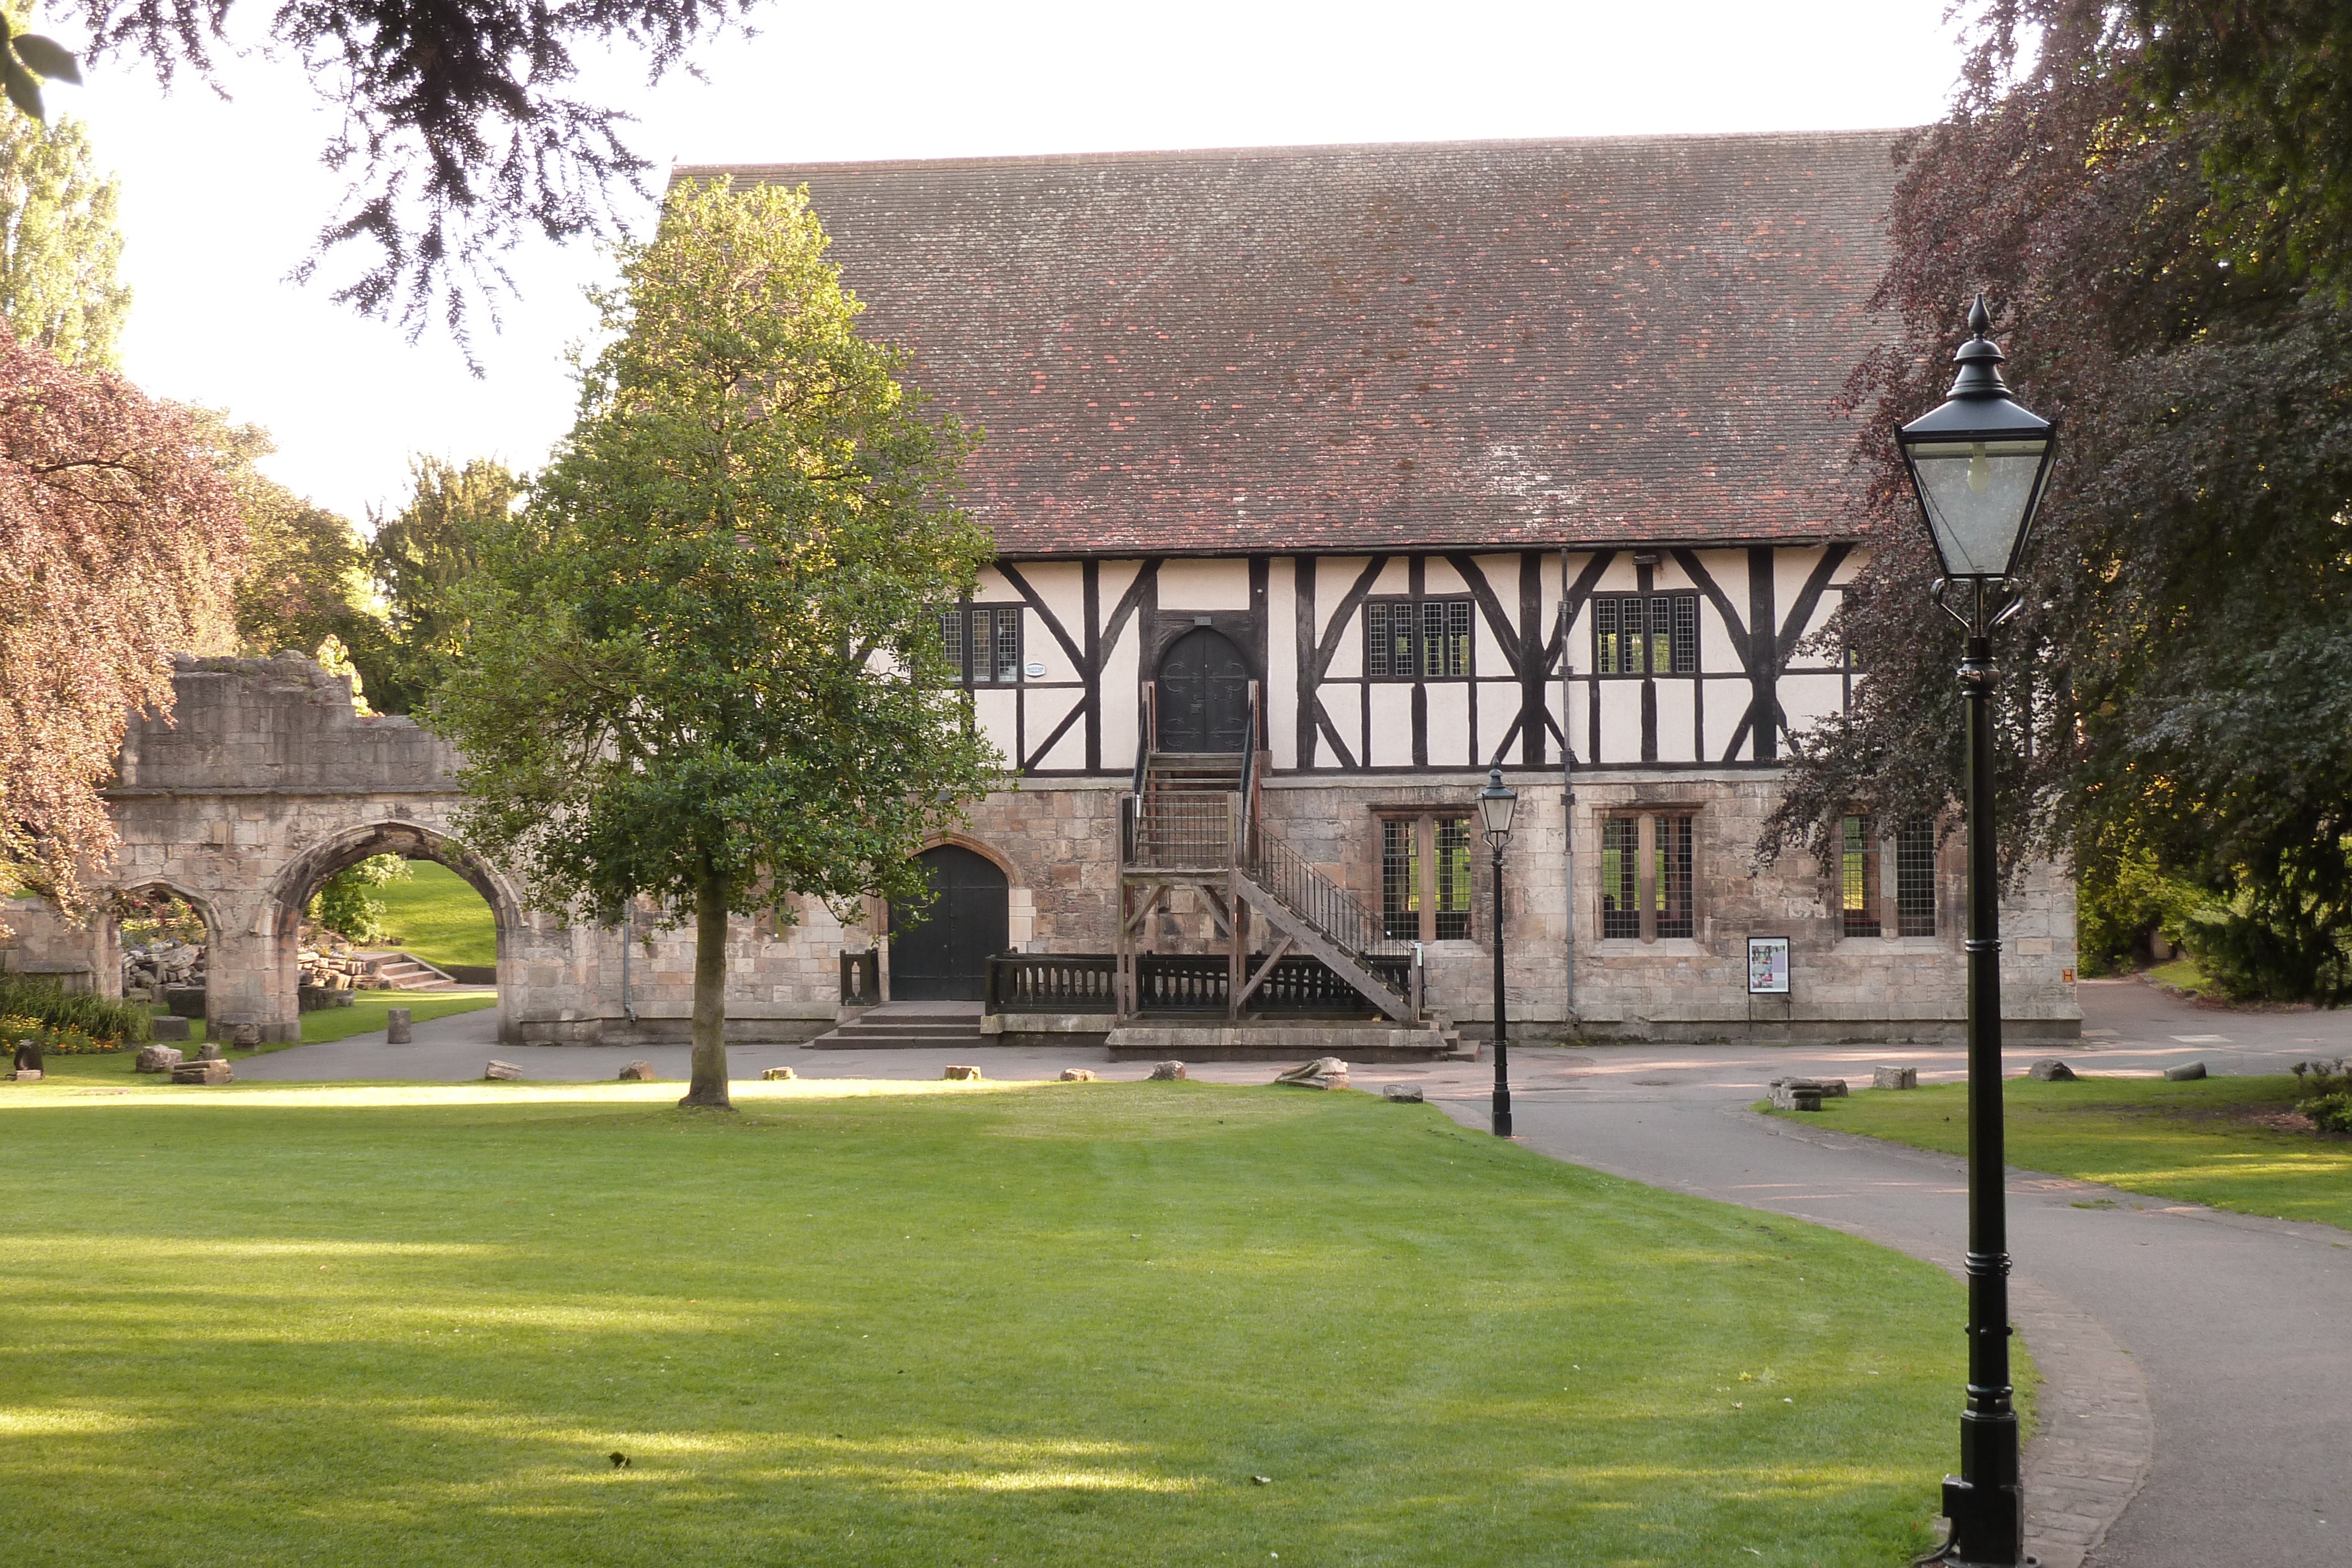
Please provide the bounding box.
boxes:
[236,978,2352,1565]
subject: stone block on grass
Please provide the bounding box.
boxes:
[1058,1068,1096,1082]
[1272,1057,1348,1091]
[1871,1065,1917,1091]
[1383,1082,1425,1103]
[485,1060,524,1081]
[135,1045,184,1074]
[196,1041,223,1062]
[2164,1061,2207,1082]
[618,1060,656,1081]
[386,1008,413,1045]
[149,1015,191,1042]
[1147,1061,1187,1081]
[9,1068,42,1081]
[942,1064,983,1081]
[2028,1059,2077,1081]
[172,1059,232,1085]
[761,1066,797,1081]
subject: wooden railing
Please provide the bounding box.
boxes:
[839,949,880,1006]
[984,953,1118,1015]
[1129,952,1411,1015]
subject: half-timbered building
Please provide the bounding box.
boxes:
[622,130,2081,1050]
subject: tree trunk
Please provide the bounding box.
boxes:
[678,865,735,1109]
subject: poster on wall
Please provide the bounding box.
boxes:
[1747,937,1791,995]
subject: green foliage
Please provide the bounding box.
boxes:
[2076,839,2204,975]
[1768,4,2352,1001]
[2287,1058,2351,1136]
[366,455,520,711]
[306,853,410,944]
[2177,871,2352,1004]
[0,1082,1966,1562]
[201,412,397,690]
[0,111,125,367]
[427,179,1000,1103]
[0,973,148,1043]
[0,12,78,125]
[2306,1095,2352,1135]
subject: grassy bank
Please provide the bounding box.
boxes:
[375,859,497,969]
[0,1078,1965,1566]
[1769,1075,2352,1229]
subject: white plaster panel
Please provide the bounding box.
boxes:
[1155,557,1252,610]
[1426,684,1471,767]
[1596,681,1642,764]
[971,687,1018,758]
[1702,676,1752,758]
[1423,556,1468,594]
[1780,671,1847,734]
[1366,684,1414,768]
[1369,557,1410,596]
[1653,680,1698,764]
[1268,560,1299,770]
[1025,688,1087,771]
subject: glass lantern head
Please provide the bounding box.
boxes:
[1896,296,2058,584]
[1476,767,1518,842]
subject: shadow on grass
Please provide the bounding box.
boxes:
[1,1083,1962,1566]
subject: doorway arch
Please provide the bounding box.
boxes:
[1157,627,1252,753]
[888,844,1009,1001]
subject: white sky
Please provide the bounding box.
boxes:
[46,0,1973,525]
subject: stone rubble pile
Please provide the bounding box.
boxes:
[120,941,203,1001]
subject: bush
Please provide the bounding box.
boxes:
[2306,1094,2352,1135]
[308,854,410,944]
[2076,844,2203,976]
[2180,887,2352,1004]
[0,978,151,1045]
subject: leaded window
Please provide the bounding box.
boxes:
[1381,818,1421,941]
[1592,593,1699,675]
[1896,821,1938,937]
[1365,597,1473,680]
[1601,817,1641,938]
[938,604,1023,684]
[1840,813,1880,937]
[1434,817,1472,941]
[1654,813,1695,938]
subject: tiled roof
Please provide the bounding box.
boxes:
[674,132,1901,556]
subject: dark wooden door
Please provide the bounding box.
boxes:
[888,845,1008,1001]
[1157,627,1252,753]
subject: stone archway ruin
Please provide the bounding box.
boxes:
[44,652,867,1045]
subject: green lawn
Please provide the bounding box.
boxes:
[1770,1076,2352,1229]
[376,859,497,969]
[0,1078,1970,1566]
[2143,955,2210,993]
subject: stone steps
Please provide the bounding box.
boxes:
[804,1008,986,1051]
[1105,1021,1463,1063]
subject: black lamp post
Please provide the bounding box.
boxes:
[1477,767,1518,1137]
[1896,295,2057,1568]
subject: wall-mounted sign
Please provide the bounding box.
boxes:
[1747,936,1790,995]
[1024,661,1047,678]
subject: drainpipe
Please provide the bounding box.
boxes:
[619,900,638,1026]
[1560,547,1578,1036]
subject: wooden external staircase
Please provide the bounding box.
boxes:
[1115,681,1426,1029]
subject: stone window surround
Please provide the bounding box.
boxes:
[1833,814,1952,944]
[1595,803,1705,945]
[1371,808,1478,944]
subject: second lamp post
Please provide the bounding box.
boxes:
[1895,294,2057,1568]
[1477,767,1518,1136]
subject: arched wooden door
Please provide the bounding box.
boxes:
[888,845,1010,1001]
[1157,627,1252,753]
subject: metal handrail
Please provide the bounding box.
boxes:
[1129,792,1239,869]
[1244,830,1402,969]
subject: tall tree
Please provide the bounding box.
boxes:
[429,179,998,1108]
[1763,1,2352,1000]
[0,111,128,367]
[367,454,519,707]
[197,410,396,694]
[71,0,752,354]
[0,334,241,925]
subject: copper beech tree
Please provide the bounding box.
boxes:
[429,180,999,1109]
[0,334,242,926]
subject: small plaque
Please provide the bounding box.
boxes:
[1747,937,1790,995]
[1024,660,1047,678]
